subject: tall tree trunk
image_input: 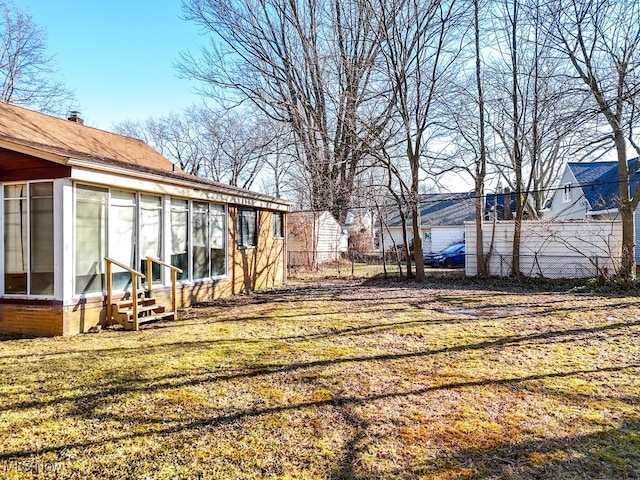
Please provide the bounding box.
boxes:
[615,130,635,281]
[474,0,487,277]
[410,149,425,282]
[509,0,522,277]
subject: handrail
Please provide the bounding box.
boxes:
[145,257,183,273]
[105,257,146,331]
[105,257,145,277]
[145,256,182,317]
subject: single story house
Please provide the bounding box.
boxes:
[379,192,475,255]
[546,159,640,264]
[0,102,289,337]
[287,211,347,267]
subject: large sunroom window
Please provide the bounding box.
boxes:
[109,190,137,290]
[140,194,163,283]
[210,204,225,276]
[73,186,229,293]
[75,185,108,294]
[193,202,226,279]
[3,182,54,295]
[170,199,189,280]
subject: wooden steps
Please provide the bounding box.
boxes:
[105,257,183,332]
[110,296,175,331]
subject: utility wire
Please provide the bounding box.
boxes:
[285,173,639,213]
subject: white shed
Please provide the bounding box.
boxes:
[287,211,347,267]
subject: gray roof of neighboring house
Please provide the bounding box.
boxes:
[384,192,476,227]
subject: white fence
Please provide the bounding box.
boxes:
[465,220,622,279]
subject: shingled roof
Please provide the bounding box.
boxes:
[567,159,640,211]
[0,102,291,207]
[0,101,177,172]
[384,192,476,227]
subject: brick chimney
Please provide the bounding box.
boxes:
[67,111,84,125]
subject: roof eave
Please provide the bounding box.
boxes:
[68,157,291,210]
[0,137,67,164]
[586,207,619,217]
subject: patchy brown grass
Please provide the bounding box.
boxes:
[1,278,639,479]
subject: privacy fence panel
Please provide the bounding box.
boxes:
[465,220,622,279]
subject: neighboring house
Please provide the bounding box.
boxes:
[379,192,475,255]
[287,211,347,267]
[485,190,517,220]
[547,160,640,264]
[0,102,289,337]
[484,190,541,220]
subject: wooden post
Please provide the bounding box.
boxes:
[171,269,177,316]
[106,260,113,322]
[132,272,138,331]
[147,257,153,295]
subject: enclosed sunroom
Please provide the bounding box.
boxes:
[0,103,288,337]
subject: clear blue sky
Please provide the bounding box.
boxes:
[16,0,206,130]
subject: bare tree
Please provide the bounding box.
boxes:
[486,0,529,276]
[0,2,74,114]
[483,0,583,276]
[472,0,488,277]
[259,121,299,199]
[114,110,210,176]
[116,106,279,189]
[179,0,391,223]
[200,110,270,189]
[544,0,640,281]
[374,142,418,278]
[373,0,463,281]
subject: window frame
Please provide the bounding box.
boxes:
[562,183,572,203]
[169,197,190,281]
[71,185,232,296]
[2,181,55,298]
[272,211,284,239]
[74,184,109,296]
[108,189,138,291]
[139,194,164,284]
[237,207,257,248]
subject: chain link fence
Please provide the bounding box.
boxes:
[288,250,623,280]
[481,253,621,279]
[287,250,461,279]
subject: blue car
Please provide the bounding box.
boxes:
[427,243,465,268]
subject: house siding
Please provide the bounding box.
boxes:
[430,226,465,254]
[230,208,286,293]
[0,148,71,182]
[547,168,588,220]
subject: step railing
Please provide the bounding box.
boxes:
[145,257,183,318]
[105,257,145,330]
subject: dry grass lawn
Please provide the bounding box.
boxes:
[1,277,639,479]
